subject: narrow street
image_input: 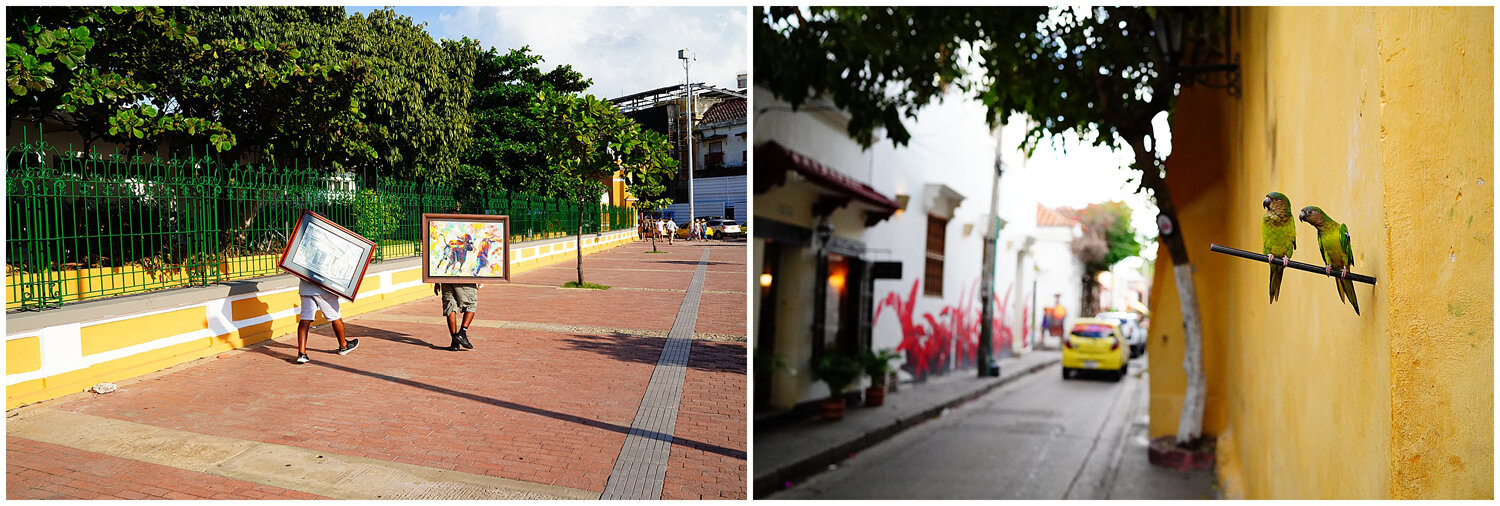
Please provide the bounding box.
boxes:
[768,356,1216,500]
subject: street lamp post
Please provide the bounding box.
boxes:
[978,125,1006,377]
[679,49,695,224]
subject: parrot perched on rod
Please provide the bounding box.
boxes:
[1298,206,1359,315]
[1260,192,1297,303]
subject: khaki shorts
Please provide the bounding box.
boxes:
[441,283,479,315]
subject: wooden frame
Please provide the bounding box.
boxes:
[278,210,377,301]
[421,213,511,284]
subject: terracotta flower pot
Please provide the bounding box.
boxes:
[819,397,847,420]
[864,385,886,407]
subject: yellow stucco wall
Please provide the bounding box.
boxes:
[1147,6,1492,499]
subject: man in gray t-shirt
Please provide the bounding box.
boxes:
[434,282,479,351]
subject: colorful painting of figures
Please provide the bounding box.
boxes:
[421,214,511,283]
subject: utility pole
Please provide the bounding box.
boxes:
[978,124,1005,377]
[679,49,695,223]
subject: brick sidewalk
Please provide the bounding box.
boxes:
[6,238,748,500]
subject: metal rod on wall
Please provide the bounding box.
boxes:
[1208,243,1377,285]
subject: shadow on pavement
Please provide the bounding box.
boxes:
[251,344,747,461]
[559,335,747,375]
[649,260,737,267]
[341,322,447,350]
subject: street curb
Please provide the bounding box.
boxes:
[752,356,1060,498]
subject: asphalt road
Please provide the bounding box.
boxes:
[768,356,1217,500]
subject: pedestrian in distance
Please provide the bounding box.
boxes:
[667,218,678,245]
[434,282,479,351]
[294,279,358,364]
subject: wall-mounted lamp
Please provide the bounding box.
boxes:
[759,273,773,287]
[894,194,911,215]
[816,221,834,247]
[827,272,846,291]
[963,223,975,237]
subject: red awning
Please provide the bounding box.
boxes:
[755,141,900,218]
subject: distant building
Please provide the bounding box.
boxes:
[612,80,746,221]
[689,98,747,221]
[754,85,1022,418]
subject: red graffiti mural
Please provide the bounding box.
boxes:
[877,278,1029,380]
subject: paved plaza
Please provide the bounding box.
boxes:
[7,238,748,500]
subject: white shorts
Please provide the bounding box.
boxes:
[300,293,342,321]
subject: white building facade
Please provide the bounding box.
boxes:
[755,86,1076,415]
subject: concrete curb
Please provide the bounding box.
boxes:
[752,356,1060,498]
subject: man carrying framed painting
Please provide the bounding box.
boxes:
[422,213,512,351]
[277,210,376,364]
[295,279,360,364]
[434,282,479,351]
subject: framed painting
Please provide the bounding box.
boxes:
[278,210,377,301]
[421,213,511,283]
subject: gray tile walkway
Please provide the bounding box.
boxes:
[599,248,710,500]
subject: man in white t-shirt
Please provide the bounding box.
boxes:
[666,218,678,245]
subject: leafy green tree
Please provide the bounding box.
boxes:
[177,7,477,181]
[619,129,678,253]
[170,7,373,167]
[5,6,353,155]
[1070,201,1142,313]
[532,90,677,284]
[756,6,1234,445]
[460,46,591,196]
[339,9,477,183]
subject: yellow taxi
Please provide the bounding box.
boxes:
[1061,318,1130,381]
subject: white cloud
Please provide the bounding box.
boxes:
[429,6,747,99]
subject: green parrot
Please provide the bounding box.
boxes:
[1261,192,1297,303]
[1298,206,1359,315]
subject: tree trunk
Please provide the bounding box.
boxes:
[650,220,658,252]
[1130,136,1207,446]
[576,202,585,286]
[1080,271,1098,316]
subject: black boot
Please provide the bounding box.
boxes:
[456,327,473,349]
[445,333,462,351]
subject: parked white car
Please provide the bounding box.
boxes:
[1096,312,1146,358]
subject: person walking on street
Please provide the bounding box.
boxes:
[434,282,479,351]
[294,279,358,364]
[666,218,678,245]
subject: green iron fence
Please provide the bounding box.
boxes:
[6,137,637,311]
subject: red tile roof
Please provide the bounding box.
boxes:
[700,98,745,125]
[1036,204,1077,227]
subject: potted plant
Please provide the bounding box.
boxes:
[813,353,863,420]
[861,349,900,407]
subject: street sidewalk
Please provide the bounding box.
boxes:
[753,350,1061,498]
[7,237,747,500]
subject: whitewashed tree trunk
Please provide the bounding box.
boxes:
[1174,262,1206,444]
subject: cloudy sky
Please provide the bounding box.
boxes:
[349,6,748,100]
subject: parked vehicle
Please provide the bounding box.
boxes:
[1096,311,1146,358]
[1061,318,1130,381]
[693,215,741,238]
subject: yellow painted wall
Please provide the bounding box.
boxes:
[7,337,41,375]
[1148,6,1492,499]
